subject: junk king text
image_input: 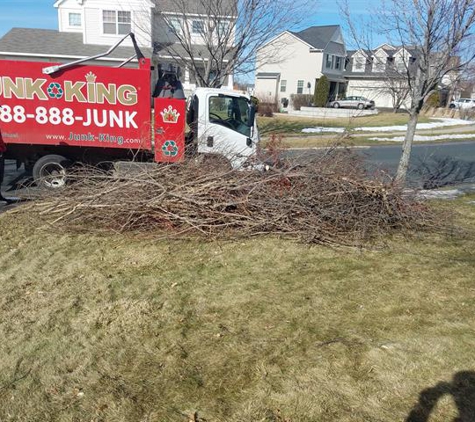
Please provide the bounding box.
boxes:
[0,105,138,129]
[0,73,138,106]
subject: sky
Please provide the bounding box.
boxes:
[0,1,59,38]
[0,0,380,41]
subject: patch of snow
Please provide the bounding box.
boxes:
[354,118,474,132]
[302,127,346,134]
[302,117,475,134]
[369,134,475,142]
[417,189,462,199]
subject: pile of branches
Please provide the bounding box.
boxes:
[25,148,442,246]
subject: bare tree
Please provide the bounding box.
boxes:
[342,0,475,185]
[149,0,311,88]
[386,77,411,112]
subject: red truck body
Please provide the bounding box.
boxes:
[0,57,186,164]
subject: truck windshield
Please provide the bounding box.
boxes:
[208,95,252,137]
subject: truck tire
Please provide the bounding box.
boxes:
[32,154,71,189]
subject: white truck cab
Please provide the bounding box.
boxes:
[186,88,259,168]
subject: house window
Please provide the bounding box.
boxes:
[192,20,204,34]
[335,56,342,70]
[326,54,333,69]
[373,58,385,72]
[297,80,304,94]
[353,57,366,72]
[103,10,131,35]
[68,13,81,27]
[396,58,406,72]
[280,80,287,93]
[217,21,229,34]
[168,18,181,34]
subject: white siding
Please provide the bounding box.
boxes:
[153,14,234,47]
[372,49,388,73]
[57,0,83,33]
[352,51,367,72]
[83,1,152,48]
[347,79,410,109]
[255,32,323,108]
[57,0,153,47]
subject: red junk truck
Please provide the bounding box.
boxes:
[0,34,260,187]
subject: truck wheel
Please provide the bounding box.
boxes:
[32,154,71,189]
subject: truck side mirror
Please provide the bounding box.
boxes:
[249,104,256,127]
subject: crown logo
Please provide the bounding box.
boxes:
[160,105,180,123]
[85,71,97,83]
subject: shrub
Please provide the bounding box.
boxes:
[254,95,277,117]
[425,91,440,108]
[290,94,313,111]
[313,76,330,107]
[258,102,277,117]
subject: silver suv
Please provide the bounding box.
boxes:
[329,96,375,110]
[449,98,475,109]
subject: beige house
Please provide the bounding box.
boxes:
[254,25,347,110]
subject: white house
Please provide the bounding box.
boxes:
[344,45,419,109]
[344,44,461,109]
[254,25,347,110]
[0,0,235,93]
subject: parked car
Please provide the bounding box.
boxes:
[329,96,375,110]
[449,98,475,109]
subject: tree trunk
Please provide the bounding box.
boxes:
[395,111,419,185]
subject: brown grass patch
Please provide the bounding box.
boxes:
[0,196,474,420]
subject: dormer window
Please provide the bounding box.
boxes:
[373,58,385,72]
[335,56,342,70]
[68,12,81,27]
[353,56,366,72]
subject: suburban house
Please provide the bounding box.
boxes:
[0,0,235,94]
[254,25,347,111]
[254,26,462,111]
[343,45,420,109]
[344,44,460,109]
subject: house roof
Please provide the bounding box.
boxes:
[291,25,341,51]
[0,28,152,61]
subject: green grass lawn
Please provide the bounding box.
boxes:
[1,197,475,421]
[258,112,475,148]
[257,112,432,135]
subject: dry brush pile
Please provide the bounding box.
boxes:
[23,148,443,246]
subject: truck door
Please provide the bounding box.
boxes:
[198,93,257,167]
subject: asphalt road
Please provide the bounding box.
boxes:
[2,140,475,209]
[287,140,475,188]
